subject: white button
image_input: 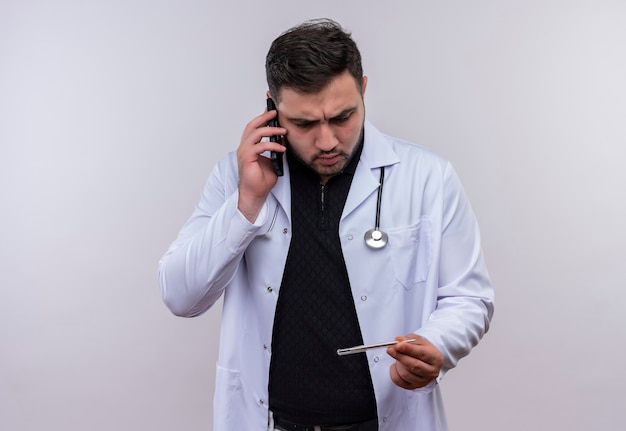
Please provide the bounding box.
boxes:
[259,399,265,405]
[382,417,388,423]
[267,286,273,293]
[263,344,268,350]
[347,234,353,240]
[361,295,367,301]
[282,228,288,234]
[374,356,380,363]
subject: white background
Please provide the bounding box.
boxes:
[2,1,625,430]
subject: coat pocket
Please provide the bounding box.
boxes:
[387,217,432,289]
[214,365,242,429]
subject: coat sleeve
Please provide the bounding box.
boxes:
[157,155,268,317]
[416,161,494,375]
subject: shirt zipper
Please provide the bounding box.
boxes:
[319,183,327,230]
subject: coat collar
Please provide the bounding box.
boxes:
[343,120,399,219]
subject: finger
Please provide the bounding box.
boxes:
[240,124,285,148]
[391,335,443,367]
[389,362,412,389]
[395,352,439,378]
[243,109,283,137]
[393,353,436,378]
[240,129,287,156]
[389,363,429,390]
[387,346,440,381]
[391,342,429,363]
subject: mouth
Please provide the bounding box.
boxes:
[317,154,342,166]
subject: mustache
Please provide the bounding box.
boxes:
[314,150,345,158]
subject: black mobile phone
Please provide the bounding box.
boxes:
[266,98,284,176]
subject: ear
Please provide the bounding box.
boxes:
[361,76,368,96]
[266,90,279,108]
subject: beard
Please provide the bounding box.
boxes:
[286,127,364,180]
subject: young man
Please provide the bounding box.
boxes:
[159,18,494,431]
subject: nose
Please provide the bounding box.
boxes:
[315,123,338,152]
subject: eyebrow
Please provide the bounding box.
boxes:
[285,107,358,124]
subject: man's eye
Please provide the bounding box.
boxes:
[296,122,314,129]
[332,115,351,124]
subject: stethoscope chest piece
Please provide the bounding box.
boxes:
[364,166,388,250]
[364,228,388,249]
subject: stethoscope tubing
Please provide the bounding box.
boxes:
[374,167,384,231]
[364,166,388,249]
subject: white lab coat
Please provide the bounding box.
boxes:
[159,120,494,431]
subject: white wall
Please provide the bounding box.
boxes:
[1,1,625,430]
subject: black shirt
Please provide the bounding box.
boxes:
[268,142,377,425]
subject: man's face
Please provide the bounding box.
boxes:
[274,71,368,183]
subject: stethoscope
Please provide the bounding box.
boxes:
[364,167,388,249]
[255,166,388,249]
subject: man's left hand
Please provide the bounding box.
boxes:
[387,334,443,390]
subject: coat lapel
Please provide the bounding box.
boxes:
[342,121,399,219]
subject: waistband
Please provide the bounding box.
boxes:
[273,414,378,431]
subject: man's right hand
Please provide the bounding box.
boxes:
[236,109,286,222]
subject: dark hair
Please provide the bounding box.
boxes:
[265,18,363,100]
